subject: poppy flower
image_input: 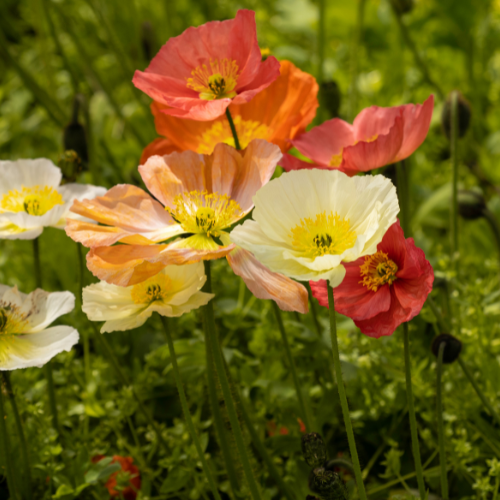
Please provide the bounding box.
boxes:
[281,96,434,177]
[83,262,214,332]
[140,60,319,161]
[230,169,399,287]
[133,10,280,121]
[0,159,106,240]
[67,140,308,313]
[0,285,78,370]
[93,455,141,500]
[309,221,434,338]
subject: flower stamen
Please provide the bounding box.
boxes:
[187,59,239,101]
[359,251,398,292]
[131,274,171,305]
[1,186,64,216]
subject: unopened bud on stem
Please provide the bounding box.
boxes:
[302,432,328,468]
[458,190,486,220]
[431,333,462,364]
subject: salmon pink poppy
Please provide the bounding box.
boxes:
[133,10,281,121]
[66,140,308,313]
[281,96,434,177]
[310,221,434,338]
[140,60,319,161]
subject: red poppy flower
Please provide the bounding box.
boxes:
[310,221,434,338]
[133,10,280,121]
[281,96,433,176]
[92,455,141,500]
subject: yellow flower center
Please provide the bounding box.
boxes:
[168,190,242,237]
[290,212,357,258]
[187,59,239,101]
[359,251,398,292]
[1,186,64,216]
[131,274,171,305]
[197,116,269,154]
[0,304,28,336]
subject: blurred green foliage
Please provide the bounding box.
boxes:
[2,0,500,499]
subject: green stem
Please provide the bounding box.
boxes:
[427,296,450,332]
[159,316,222,500]
[482,209,500,270]
[305,281,322,338]
[2,373,33,500]
[0,379,19,500]
[450,91,459,266]
[326,284,367,500]
[437,342,449,500]
[203,314,242,497]
[402,322,426,499]
[226,364,296,500]
[317,0,325,86]
[225,108,241,150]
[396,160,411,237]
[202,261,262,500]
[493,475,500,500]
[458,358,500,427]
[90,325,170,454]
[349,0,366,121]
[32,238,42,289]
[271,301,314,432]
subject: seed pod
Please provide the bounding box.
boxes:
[58,150,83,183]
[458,190,486,220]
[63,95,88,164]
[302,432,328,468]
[320,81,341,118]
[431,333,462,364]
[441,92,471,139]
[308,467,348,500]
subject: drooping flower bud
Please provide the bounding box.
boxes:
[308,467,347,500]
[302,432,328,468]
[63,95,88,164]
[390,0,414,14]
[141,21,155,62]
[320,81,341,118]
[441,92,471,139]
[431,333,462,364]
[58,150,83,183]
[458,190,486,220]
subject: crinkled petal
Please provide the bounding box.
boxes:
[22,290,75,333]
[0,159,62,196]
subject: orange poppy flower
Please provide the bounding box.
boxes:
[66,140,308,313]
[140,60,319,163]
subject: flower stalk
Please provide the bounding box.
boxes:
[396,159,411,237]
[436,341,449,500]
[0,380,19,500]
[403,322,426,499]
[225,108,241,150]
[450,91,459,267]
[202,261,263,500]
[272,301,314,432]
[326,284,367,500]
[159,315,222,500]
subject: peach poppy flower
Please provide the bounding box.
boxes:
[132,10,280,121]
[140,60,319,162]
[66,140,308,313]
[281,96,434,176]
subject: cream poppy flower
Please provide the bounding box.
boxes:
[230,169,399,286]
[82,262,214,333]
[0,285,79,371]
[0,158,106,239]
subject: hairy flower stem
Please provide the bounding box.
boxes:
[225,108,241,150]
[33,238,62,439]
[403,322,426,499]
[396,160,411,237]
[90,325,170,454]
[0,381,19,500]
[450,91,459,269]
[436,342,449,499]
[2,373,33,500]
[272,302,314,432]
[203,261,263,500]
[159,316,222,500]
[326,284,367,500]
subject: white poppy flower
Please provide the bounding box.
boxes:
[0,158,106,239]
[0,285,79,371]
[82,262,214,333]
[230,169,399,286]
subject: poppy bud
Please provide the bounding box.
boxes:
[441,92,471,140]
[302,432,328,468]
[306,496,321,500]
[320,81,341,118]
[308,468,347,500]
[458,190,486,220]
[63,95,88,164]
[390,0,414,14]
[431,333,462,364]
[141,21,155,62]
[58,150,83,183]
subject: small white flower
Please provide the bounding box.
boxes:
[0,158,106,239]
[0,285,79,371]
[230,169,399,286]
[82,262,214,333]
